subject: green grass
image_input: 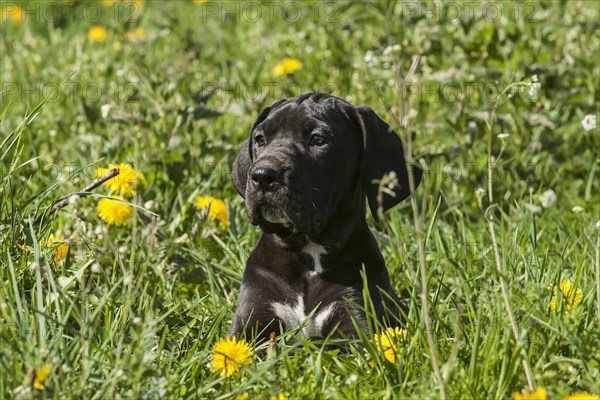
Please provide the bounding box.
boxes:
[1,0,599,398]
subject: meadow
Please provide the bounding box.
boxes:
[0,0,599,399]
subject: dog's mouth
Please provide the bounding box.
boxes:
[250,205,295,235]
[260,205,290,226]
[247,200,288,227]
[247,200,327,236]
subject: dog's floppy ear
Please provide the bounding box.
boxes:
[232,139,251,197]
[232,100,287,198]
[353,105,422,220]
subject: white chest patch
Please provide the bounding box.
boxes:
[302,241,328,274]
[271,295,336,338]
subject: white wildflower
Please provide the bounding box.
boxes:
[581,114,597,131]
[525,203,542,214]
[363,50,378,66]
[101,104,112,119]
[571,206,584,213]
[497,133,510,140]
[528,81,541,97]
[94,225,107,240]
[539,189,557,208]
[91,262,101,274]
[168,135,182,148]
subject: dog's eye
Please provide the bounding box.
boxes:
[254,134,266,147]
[309,134,328,146]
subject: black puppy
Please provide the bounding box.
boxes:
[229,93,421,342]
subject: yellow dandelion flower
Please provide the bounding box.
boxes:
[235,394,249,400]
[96,163,143,198]
[113,41,123,51]
[211,337,253,377]
[124,27,146,42]
[513,387,547,400]
[103,0,116,6]
[97,196,133,226]
[374,326,406,364]
[2,5,24,24]
[195,196,229,227]
[88,25,108,43]
[272,58,303,77]
[33,365,51,390]
[550,279,583,313]
[271,393,288,400]
[194,0,209,3]
[562,394,600,400]
[47,234,69,264]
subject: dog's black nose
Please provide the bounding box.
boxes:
[251,166,280,191]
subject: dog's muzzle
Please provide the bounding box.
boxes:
[246,160,328,235]
[246,162,290,227]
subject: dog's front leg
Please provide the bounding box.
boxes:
[227,300,283,342]
[227,269,288,342]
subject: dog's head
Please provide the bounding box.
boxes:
[232,93,421,244]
